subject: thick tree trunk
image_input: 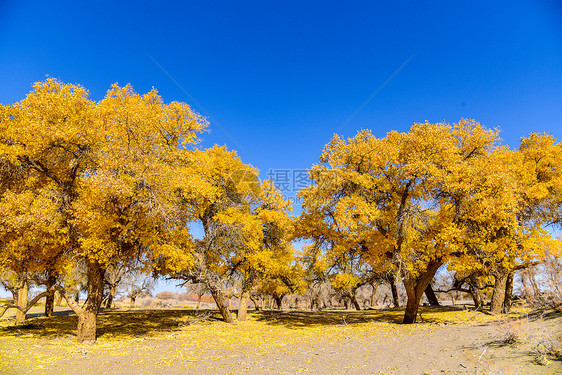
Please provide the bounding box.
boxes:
[468,273,484,309]
[403,284,420,324]
[402,261,442,324]
[210,287,234,323]
[424,284,440,306]
[76,310,97,342]
[490,271,508,315]
[45,273,57,317]
[390,274,400,307]
[76,259,105,342]
[503,270,515,313]
[15,280,29,324]
[237,290,250,321]
[273,295,284,310]
[196,293,203,310]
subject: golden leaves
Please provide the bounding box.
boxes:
[298,119,562,287]
[0,79,212,280]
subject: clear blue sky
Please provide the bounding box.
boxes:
[1,0,561,296]
[2,1,561,189]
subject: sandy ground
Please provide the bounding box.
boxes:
[1,306,560,374]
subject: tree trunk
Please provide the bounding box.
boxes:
[370,283,378,308]
[76,259,105,342]
[250,296,260,311]
[527,268,541,300]
[503,270,515,313]
[312,296,321,311]
[104,285,116,309]
[15,280,29,324]
[402,261,442,324]
[403,283,420,324]
[520,272,532,301]
[389,274,400,307]
[237,290,250,321]
[45,273,57,317]
[347,289,361,311]
[210,287,234,323]
[351,296,361,310]
[424,284,440,306]
[490,271,508,315]
[468,273,484,309]
[273,295,284,310]
[196,293,203,310]
[104,293,113,309]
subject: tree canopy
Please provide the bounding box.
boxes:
[1,80,561,341]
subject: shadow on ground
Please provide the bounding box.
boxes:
[253,305,475,328]
[0,308,225,339]
[0,305,497,339]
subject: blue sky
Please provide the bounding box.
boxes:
[2,1,561,191]
[1,1,561,294]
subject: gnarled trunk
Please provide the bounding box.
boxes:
[77,310,97,342]
[15,280,29,325]
[273,295,284,310]
[237,290,250,321]
[76,259,106,342]
[503,270,515,313]
[348,290,361,310]
[490,271,508,315]
[210,286,234,323]
[467,273,484,309]
[402,261,442,324]
[403,285,420,324]
[45,273,57,317]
